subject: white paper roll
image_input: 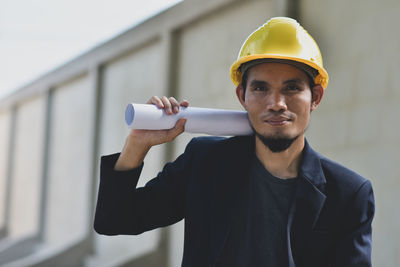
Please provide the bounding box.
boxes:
[125,103,253,136]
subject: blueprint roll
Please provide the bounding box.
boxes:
[125,103,253,136]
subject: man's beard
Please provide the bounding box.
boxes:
[255,131,300,153]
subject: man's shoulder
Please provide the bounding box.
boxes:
[187,135,227,147]
[186,135,253,152]
[318,154,370,193]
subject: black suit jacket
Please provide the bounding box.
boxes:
[94,135,374,267]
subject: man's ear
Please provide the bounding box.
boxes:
[236,84,246,109]
[311,84,324,111]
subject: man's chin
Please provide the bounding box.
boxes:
[255,132,300,153]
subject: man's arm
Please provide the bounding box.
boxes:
[332,180,375,267]
[94,96,189,235]
[115,96,188,171]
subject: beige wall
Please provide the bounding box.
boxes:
[0,110,11,230]
[8,96,45,240]
[302,0,400,265]
[44,75,93,246]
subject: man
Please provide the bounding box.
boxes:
[94,17,374,267]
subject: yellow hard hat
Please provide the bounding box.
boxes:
[230,17,329,89]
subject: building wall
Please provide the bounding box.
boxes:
[0,110,11,233]
[301,0,400,265]
[0,0,399,266]
[44,75,93,247]
[9,96,45,240]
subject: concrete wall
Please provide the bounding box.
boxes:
[0,110,11,233]
[0,0,399,266]
[301,0,400,265]
[44,75,92,246]
[9,96,45,239]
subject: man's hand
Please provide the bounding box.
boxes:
[114,96,188,171]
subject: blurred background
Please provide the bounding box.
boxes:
[0,0,399,266]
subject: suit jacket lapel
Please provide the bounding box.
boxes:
[294,140,327,228]
[287,140,327,266]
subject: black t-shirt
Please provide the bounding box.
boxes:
[219,155,298,267]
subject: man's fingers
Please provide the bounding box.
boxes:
[169,97,180,114]
[171,118,186,133]
[147,96,164,108]
[176,118,187,130]
[161,96,173,114]
[180,99,189,107]
[146,96,188,115]
[166,118,186,141]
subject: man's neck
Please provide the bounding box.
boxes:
[255,135,305,179]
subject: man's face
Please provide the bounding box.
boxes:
[237,62,323,147]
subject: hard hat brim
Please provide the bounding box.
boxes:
[230,54,329,89]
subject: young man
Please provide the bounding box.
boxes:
[94,17,374,267]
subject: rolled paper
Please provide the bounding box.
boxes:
[125,103,253,136]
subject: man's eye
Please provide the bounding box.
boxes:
[286,85,300,91]
[254,86,266,91]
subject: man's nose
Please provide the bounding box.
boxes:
[266,92,287,112]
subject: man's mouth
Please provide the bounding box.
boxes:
[264,116,291,126]
[266,120,289,126]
